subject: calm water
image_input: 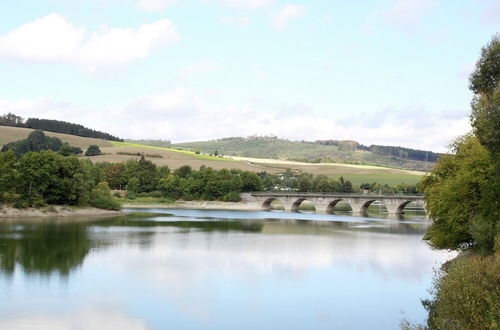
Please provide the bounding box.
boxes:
[0,209,454,330]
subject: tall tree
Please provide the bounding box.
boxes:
[421,34,500,254]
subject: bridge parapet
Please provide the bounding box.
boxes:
[247,192,426,214]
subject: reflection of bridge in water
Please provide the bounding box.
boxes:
[245,192,426,214]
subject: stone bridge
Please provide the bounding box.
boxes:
[244,192,426,214]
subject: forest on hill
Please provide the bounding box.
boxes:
[0,113,123,142]
[173,136,441,171]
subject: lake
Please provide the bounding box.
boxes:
[0,208,453,330]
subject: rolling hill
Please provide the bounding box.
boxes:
[173,137,438,171]
[0,126,424,185]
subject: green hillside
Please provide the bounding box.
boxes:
[173,137,437,171]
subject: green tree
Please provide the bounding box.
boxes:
[415,34,500,330]
[1,130,63,157]
[469,34,500,96]
[0,150,18,201]
[85,145,102,156]
[420,135,495,252]
[174,165,193,178]
[135,156,159,192]
[59,142,83,156]
[89,182,121,210]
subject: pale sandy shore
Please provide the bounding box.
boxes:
[124,201,262,211]
[0,206,125,218]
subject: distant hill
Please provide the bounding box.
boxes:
[125,139,172,148]
[0,112,123,142]
[0,126,113,149]
[0,127,424,185]
[173,136,441,171]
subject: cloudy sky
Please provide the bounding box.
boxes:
[0,0,498,152]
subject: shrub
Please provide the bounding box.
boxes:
[89,182,121,210]
[126,191,136,200]
[85,145,102,156]
[1,192,21,204]
[223,191,241,202]
[13,199,29,209]
[424,253,500,329]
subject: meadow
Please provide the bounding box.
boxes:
[0,126,424,185]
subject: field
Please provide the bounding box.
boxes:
[173,137,437,171]
[0,126,424,185]
[0,126,113,148]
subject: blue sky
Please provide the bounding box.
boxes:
[0,0,498,151]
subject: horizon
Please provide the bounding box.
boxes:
[1,1,499,152]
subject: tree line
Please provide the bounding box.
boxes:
[0,146,418,211]
[0,113,123,142]
[0,129,105,158]
[357,144,441,162]
[0,149,119,210]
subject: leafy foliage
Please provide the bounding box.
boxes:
[416,32,500,330]
[1,130,63,157]
[424,253,500,330]
[25,117,123,141]
[0,113,24,127]
[89,182,121,210]
[84,145,102,156]
[469,33,500,96]
[420,136,496,253]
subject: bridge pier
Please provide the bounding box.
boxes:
[248,193,425,215]
[314,204,330,214]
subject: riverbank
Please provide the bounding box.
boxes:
[123,200,262,211]
[0,205,125,218]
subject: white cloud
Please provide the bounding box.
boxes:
[0,14,84,62]
[382,0,435,32]
[272,5,305,30]
[0,13,180,72]
[136,0,176,11]
[0,92,471,152]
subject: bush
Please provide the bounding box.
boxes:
[89,182,121,210]
[1,192,21,204]
[126,191,136,200]
[424,253,500,329]
[223,191,241,202]
[85,145,102,156]
[13,199,29,209]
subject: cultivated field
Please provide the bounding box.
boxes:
[0,128,424,185]
[0,126,113,148]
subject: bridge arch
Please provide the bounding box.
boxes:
[358,199,415,214]
[325,199,344,213]
[359,200,386,213]
[394,200,414,214]
[261,197,280,210]
[290,198,317,213]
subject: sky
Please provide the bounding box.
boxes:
[0,0,498,152]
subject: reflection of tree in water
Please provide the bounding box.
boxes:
[0,212,423,277]
[0,215,264,277]
[0,222,90,276]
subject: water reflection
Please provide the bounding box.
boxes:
[0,209,453,330]
[0,220,91,277]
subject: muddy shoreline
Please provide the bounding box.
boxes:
[0,206,125,218]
